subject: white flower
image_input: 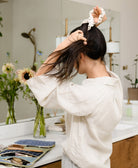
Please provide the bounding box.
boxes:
[2,63,15,74]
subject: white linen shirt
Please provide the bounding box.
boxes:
[27,70,123,168]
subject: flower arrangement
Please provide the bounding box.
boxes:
[21,27,46,137]
[17,67,46,137]
[124,55,138,100]
[0,62,23,124]
[124,74,138,88]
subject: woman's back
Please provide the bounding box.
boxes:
[62,70,123,168]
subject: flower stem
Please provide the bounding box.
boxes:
[33,104,46,137]
[6,99,16,124]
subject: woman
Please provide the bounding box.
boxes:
[27,6,123,168]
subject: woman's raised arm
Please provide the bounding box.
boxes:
[36,30,87,76]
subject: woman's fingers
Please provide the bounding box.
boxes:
[76,30,87,43]
[93,6,101,17]
[92,13,97,17]
[68,30,87,45]
[92,6,107,25]
[94,7,98,15]
[79,36,87,41]
[92,7,100,24]
[76,30,83,35]
[103,15,107,22]
[96,6,101,15]
[77,34,87,45]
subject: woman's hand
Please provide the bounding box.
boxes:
[55,30,87,52]
[68,30,87,45]
[92,6,107,26]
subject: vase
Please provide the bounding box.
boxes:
[6,100,16,124]
[128,88,138,100]
[33,103,46,138]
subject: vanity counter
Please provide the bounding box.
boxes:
[0,118,137,168]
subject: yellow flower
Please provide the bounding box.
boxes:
[17,68,35,84]
[2,63,15,74]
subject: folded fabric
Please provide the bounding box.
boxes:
[15,139,55,148]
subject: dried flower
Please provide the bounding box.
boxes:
[2,63,15,74]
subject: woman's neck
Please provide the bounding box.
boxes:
[85,59,110,78]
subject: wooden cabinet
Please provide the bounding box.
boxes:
[39,161,61,168]
[38,135,138,168]
[110,135,138,168]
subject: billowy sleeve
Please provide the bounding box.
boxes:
[27,74,99,116]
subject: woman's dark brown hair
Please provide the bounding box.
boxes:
[43,23,106,82]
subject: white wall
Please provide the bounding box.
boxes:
[71,0,121,12]
[0,1,13,123]
[12,0,62,69]
[0,1,13,69]
[71,0,138,99]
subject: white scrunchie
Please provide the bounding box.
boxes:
[82,7,105,30]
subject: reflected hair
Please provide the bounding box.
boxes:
[43,23,106,82]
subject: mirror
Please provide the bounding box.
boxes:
[62,0,120,84]
[0,0,120,124]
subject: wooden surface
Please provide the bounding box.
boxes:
[38,160,61,168]
[110,135,138,168]
[38,135,138,168]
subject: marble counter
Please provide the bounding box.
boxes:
[0,117,137,168]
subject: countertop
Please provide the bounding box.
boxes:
[0,117,138,168]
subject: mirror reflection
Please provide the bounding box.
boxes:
[0,0,120,124]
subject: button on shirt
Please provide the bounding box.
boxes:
[27,70,123,168]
